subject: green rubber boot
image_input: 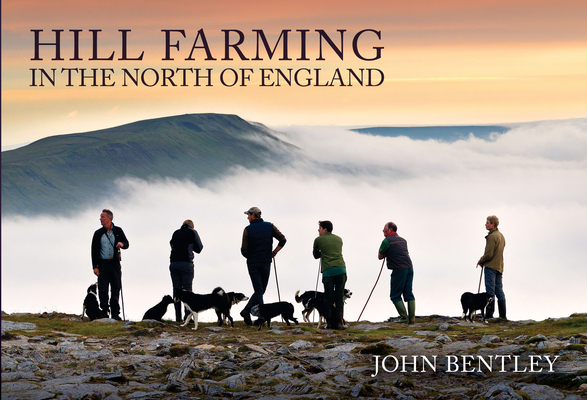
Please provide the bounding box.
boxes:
[407,300,416,324]
[393,300,409,323]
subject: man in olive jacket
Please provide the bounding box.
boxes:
[477,215,506,319]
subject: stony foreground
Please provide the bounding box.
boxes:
[2,314,587,399]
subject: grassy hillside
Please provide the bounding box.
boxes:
[1,114,298,216]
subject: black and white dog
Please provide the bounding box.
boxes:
[251,301,298,330]
[217,292,249,325]
[295,289,352,326]
[142,295,174,321]
[81,283,108,321]
[461,292,494,323]
[175,287,233,330]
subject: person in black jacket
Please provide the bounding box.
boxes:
[91,209,129,320]
[169,219,204,321]
[240,207,286,326]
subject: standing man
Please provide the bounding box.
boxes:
[313,220,347,330]
[240,207,287,325]
[91,209,129,320]
[378,222,415,324]
[477,215,506,319]
[169,219,204,322]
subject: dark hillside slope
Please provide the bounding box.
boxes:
[2,113,298,216]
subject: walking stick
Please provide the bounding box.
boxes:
[357,259,386,322]
[477,265,484,293]
[472,265,484,321]
[119,268,126,321]
[312,260,321,327]
[272,256,283,322]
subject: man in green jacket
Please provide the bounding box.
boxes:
[477,215,506,319]
[313,220,347,330]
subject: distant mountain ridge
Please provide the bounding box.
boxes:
[1,113,298,216]
[352,125,510,141]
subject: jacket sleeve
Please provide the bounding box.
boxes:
[312,237,321,259]
[272,225,287,247]
[91,230,100,269]
[192,229,203,254]
[115,227,130,249]
[241,228,249,258]
[478,233,497,265]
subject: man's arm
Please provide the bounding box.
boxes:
[241,228,249,258]
[312,237,321,259]
[378,238,389,260]
[192,229,203,254]
[272,225,286,256]
[478,234,496,266]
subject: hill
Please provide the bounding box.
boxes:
[1,114,298,216]
[2,312,586,399]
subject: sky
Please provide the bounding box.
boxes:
[2,0,587,147]
[2,120,587,322]
[1,1,586,322]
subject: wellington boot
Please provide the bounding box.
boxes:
[325,305,335,329]
[393,300,409,323]
[485,300,495,319]
[240,308,252,326]
[498,300,507,320]
[174,302,182,322]
[407,300,416,324]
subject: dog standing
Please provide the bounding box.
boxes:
[217,292,249,325]
[81,283,107,321]
[142,295,174,321]
[461,292,494,323]
[295,289,352,327]
[175,287,233,330]
[251,301,298,330]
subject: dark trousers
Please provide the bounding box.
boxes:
[97,259,121,317]
[390,268,415,303]
[170,262,194,321]
[245,262,271,311]
[322,273,347,311]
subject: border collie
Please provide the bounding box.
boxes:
[251,301,298,330]
[175,287,233,330]
[142,295,174,321]
[295,289,352,326]
[81,283,108,321]
[217,292,249,325]
[461,292,494,323]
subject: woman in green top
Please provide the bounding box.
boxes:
[313,220,347,330]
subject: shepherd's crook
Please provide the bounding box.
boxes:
[273,257,282,303]
[273,256,283,322]
[119,269,126,321]
[312,259,321,327]
[357,259,386,322]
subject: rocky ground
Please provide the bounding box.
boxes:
[2,313,587,399]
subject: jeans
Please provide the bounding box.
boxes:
[245,262,271,310]
[169,261,194,297]
[323,273,347,311]
[484,267,505,301]
[97,259,121,317]
[389,268,415,303]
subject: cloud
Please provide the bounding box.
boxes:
[63,110,78,119]
[2,119,586,322]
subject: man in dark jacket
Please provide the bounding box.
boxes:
[240,207,286,325]
[378,222,415,324]
[91,209,129,320]
[169,219,204,321]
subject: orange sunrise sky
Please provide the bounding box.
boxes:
[2,0,586,146]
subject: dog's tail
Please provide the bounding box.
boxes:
[295,290,302,303]
[212,287,225,296]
